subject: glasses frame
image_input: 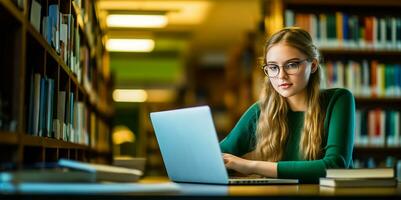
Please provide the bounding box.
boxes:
[262,58,309,78]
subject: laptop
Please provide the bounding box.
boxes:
[150,106,299,185]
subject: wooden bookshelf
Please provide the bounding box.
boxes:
[137,103,171,176]
[0,0,113,170]
[320,48,401,56]
[0,131,18,145]
[355,98,401,108]
[354,146,401,156]
[284,0,401,7]
[184,27,265,142]
[264,0,401,167]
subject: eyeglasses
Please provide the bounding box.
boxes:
[262,59,309,78]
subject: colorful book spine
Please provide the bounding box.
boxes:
[285,10,401,50]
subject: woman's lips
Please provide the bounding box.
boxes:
[279,83,293,89]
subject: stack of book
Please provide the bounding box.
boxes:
[320,168,397,187]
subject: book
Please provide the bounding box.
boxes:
[319,177,396,187]
[45,78,54,137]
[113,156,146,172]
[326,168,394,179]
[58,159,143,182]
[0,182,181,195]
[29,0,41,32]
[27,73,34,134]
[0,169,95,183]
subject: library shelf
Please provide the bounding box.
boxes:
[0,131,18,145]
[355,98,401,108]
[0,0,113,169]
[20,135,88,149]
[284,0,401,7]
[264,0,401,166]
[354,146,401,155]
[320,48,401,56]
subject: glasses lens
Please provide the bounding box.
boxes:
[263,59,307,77]
[265,64,279,77]
[285,62,299,75]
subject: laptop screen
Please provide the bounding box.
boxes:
[150,106,229,184]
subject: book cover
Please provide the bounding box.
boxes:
[326,168,394,179]
[29,0,42,32]
[46,78,54,137]
[38,77,47,137]
[33,74,41,136]
[27,73,35,134]
[320,177,396,187]
[55,91,66,140]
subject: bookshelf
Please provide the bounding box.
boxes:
[222,31,264,137]
[138,103,178,176]
[0,0,113,170]
[264,0,401,167]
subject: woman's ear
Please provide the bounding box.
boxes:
[311,59,318,74]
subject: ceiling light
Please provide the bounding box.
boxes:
[107,14,168,28]
[106,39,155,52]
[113,89,148,102]
[147,89,176,102]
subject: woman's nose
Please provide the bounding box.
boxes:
[277,67,289,79]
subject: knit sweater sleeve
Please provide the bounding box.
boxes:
[220,103,260,156]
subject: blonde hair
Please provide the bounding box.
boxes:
[255,27,325,161]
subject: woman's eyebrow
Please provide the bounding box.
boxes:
[284,58,302,62]
[266,58,302,64]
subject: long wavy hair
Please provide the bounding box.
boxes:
[255,27,325,161]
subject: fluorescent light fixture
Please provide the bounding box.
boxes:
[113,89,148,102]
[107,14,168,28]
[147,89,176,102]
[106,39,155,52]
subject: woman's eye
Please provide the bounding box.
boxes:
[286,62,298,69]
[268,65,279,71]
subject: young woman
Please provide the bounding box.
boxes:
[220,27,355,183]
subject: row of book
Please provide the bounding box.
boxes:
[11,0,23,9]
[29,0,98,109]
[285,10,401,50]
[353,156,398,169]
[354,109,400,147]
[322,60,401,97]
[0,92,17,132]
[27,73,89,144]
[29,0,81,81]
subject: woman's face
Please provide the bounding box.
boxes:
[265,42,316,98]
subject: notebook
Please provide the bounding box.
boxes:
[150,106,298,185]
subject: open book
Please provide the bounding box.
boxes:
[58,159,143,182]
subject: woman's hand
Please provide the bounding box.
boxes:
[222,153,278,178]
[222,153,255,175]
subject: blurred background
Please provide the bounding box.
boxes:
[98,0,401,176]
[101,0,265,175]
[2,0,401,178]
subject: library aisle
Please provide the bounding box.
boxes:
[0,1,401,197]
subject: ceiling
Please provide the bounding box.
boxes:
[96,0,262,89]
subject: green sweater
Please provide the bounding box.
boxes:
[220,88,355,183]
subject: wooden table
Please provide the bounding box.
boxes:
[141,176,401,198]
[1,177,399,199]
